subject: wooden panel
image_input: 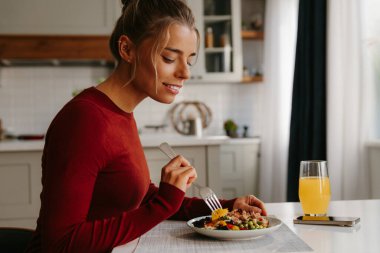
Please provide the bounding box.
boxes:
[0,35,114,61]
[241,75,263,83]
[241,30,264,40]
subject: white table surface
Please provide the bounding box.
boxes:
[113,199,380,253]
[265,199,380,253]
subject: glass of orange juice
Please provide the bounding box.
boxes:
[299,160,331,216]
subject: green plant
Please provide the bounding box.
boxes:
[224,119,239,137]
[224,119,238,132]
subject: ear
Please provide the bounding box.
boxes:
[118,35,136,63]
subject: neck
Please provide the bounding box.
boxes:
[96,63,146,113]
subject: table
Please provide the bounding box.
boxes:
[113,199,380,253]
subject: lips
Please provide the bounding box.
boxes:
[163,83,182,94]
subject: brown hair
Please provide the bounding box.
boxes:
[110,0,199,67]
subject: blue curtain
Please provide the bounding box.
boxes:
[287,0,327,202]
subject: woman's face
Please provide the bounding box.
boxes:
[132,23,198,104]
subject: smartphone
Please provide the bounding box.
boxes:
[293,216,360,227]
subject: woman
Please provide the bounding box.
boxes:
[26,0,267,252]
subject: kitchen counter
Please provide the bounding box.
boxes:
[0,135,260,152]
[0,139,45,152]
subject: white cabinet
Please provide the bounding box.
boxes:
[0,151,42,229]
[219,140,260,199]
[0,0,121,35]
[144,145,222,198]
[186,0,243,82]
[144,146,207,198]
[0,144,223,228]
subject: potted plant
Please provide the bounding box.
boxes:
[224,119,238,138]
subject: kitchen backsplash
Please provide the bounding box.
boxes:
[0,66,263,137]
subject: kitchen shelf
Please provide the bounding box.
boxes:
[204,47,233,53]
[204,15,232,22]
[241,30,264,40]
[241,75,263,83]
[0,35,114,62]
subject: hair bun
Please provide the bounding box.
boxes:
[121,0,132,6]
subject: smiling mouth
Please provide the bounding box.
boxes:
[163,83,182,92]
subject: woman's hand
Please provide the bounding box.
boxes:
[161,155,197,192]
[233,195,267,216]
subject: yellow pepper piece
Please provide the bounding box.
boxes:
[211,208,228,221]
[231,225,240,230]
[219,220,227,226]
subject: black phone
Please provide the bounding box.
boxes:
[293,216,360,227]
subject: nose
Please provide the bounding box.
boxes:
[175,60,190,80]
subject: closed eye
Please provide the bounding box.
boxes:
[162,55,193,67]
[162,56,175,63]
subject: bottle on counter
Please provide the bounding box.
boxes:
[205,27,214,48]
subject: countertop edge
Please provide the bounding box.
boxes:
[0,136,261,152]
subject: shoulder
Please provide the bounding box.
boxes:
[46,96,110,142]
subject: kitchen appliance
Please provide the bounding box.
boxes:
[169,101,212,136]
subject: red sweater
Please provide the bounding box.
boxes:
[26,87,235,253]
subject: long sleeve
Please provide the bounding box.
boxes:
[143,182,237,221]
[27,91,186,253]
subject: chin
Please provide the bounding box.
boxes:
[152,95,175,104]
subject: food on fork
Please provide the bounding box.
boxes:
[193,208,269,230]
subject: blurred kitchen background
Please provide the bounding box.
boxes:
[0,0,379,228]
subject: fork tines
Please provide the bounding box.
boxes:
[206,194,223,212]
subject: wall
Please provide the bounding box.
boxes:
[0,66,264,137]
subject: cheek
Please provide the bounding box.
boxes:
[156,63,175,79]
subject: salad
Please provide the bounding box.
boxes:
[192,208,269,231]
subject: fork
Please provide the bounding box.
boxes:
[159,142,223,212]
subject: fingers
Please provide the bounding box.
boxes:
[248,195,267,216]
[233,195,268,216]
[161,155,197,192]
[244,205,263,214]
[186,175,197,187]
[172,155,191,167]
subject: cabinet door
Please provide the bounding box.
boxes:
[220,142,260,198]
[0,0,121,35]
[143,146,207,198]
[186,0,206,81]
[187,0,243,83]
[0,151,42,229]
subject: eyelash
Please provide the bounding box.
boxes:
[162,56,175,63]
[162,56,193,67]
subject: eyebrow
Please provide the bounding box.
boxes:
[164,47,196,57]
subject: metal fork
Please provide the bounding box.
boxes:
[159,142,223,212]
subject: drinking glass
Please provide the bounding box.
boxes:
[299,160,331,216]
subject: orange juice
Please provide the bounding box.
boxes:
[299,177,331,215]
